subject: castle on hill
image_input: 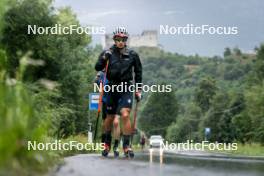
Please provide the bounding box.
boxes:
[102,30,158,49]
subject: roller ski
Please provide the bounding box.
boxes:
[102,143,110,157]
[123,147,134,158]
[113,147,119,158]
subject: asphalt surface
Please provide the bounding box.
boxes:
[52,150,264,176]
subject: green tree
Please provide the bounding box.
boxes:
[232,112,252,144]
[224,65,244,80]
[139,90,179,137]
[224,47,231,57]
[254,44,264,81]
[239,44,264,144]
[1,0,94,137]
[166,103,202,142]
[244,83,264,144]
[233,47,242,56]
[194,77,217,112]
[201,92,228,142]
[2,0,55,78]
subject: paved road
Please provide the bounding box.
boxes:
[52,150,264,176]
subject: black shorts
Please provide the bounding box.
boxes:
[106,91,133,115]
[102,102,107,120]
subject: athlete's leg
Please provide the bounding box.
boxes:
[113,115,120,141]
[120,108,132,135]
[104,114,115,132]
[102,90,117,157]
[116,89,134,157]
[113,115,120,157]
[101,114,114,157]
[103,114,115,146]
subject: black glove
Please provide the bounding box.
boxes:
[103,50,112,60]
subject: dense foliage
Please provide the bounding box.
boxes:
[0,0,264,175]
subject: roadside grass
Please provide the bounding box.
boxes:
[207,143,264,157]
[0,53,92,175]
[0,70,60,175]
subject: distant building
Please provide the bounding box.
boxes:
[102,30,158,49]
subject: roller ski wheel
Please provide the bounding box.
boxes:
[124,147,134,158]
[113,149,119,158]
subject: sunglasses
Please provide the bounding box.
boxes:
[114,38,127,42]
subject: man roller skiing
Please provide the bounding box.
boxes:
[95,27,142,158]
[95,71,121,158]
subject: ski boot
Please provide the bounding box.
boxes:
[113,147,119,158]
[123,147,134,158]
[102,143,110,157]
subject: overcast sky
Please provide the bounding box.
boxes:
[54,0,264,57]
